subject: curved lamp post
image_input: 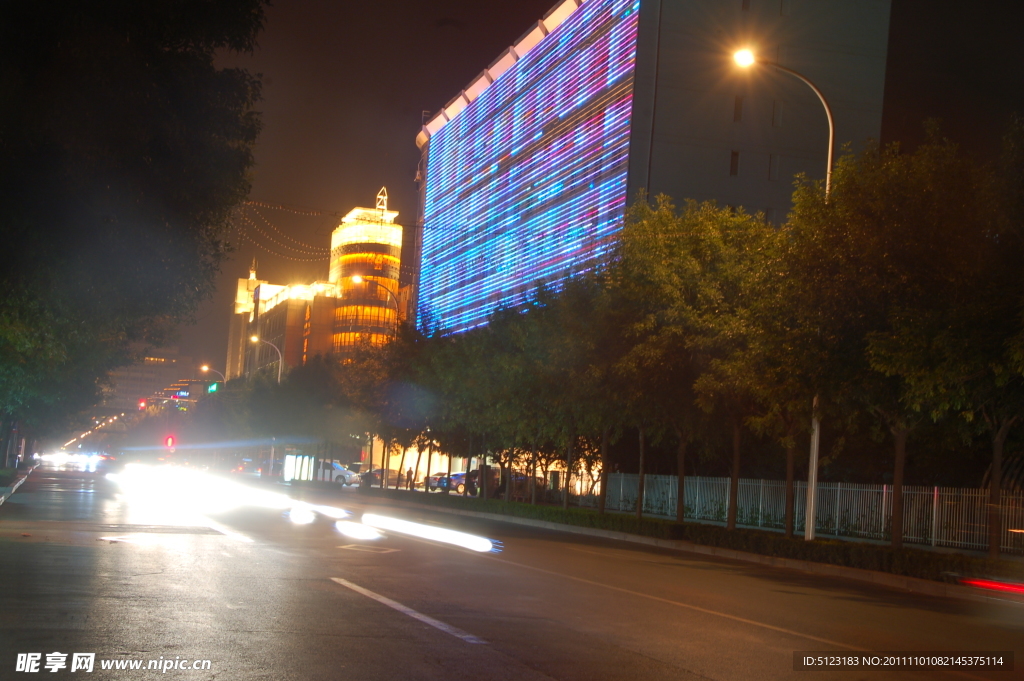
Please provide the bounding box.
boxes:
[734,49,834,194]
[735,48,833,541]
[200,365,226,382]
[350,275,400,339]
[249,335,283,384]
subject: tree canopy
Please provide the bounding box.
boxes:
[0,0,267,435]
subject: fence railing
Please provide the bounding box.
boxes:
[575,474,1024,554]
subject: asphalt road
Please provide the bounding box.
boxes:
[1,464,1022,680]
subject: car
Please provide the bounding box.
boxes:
[444,472,474,495]
[426,471,448,491]
[357,468,388,487]
[328,462,360,486]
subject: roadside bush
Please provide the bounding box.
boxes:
[361,488,1024,584]
[0,468,17,487]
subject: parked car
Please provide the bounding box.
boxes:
[358,468,397,487]
[426,471,448,491]
[328,462,360,486]
[443,472,474,495]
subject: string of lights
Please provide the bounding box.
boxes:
[243,199,344,217]
[247,206,329,252]
[237,214,329,256]
[231,223,329,262]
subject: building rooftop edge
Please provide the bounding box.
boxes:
[415,0,584,149]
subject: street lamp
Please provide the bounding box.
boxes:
[250,335,283,384]
[200,365,226,382]
[733,49,834,194]
[734,48,833,541]
[350,275,400,338]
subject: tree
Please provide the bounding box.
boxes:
[866,121,1024,556]
[0,1,266,434]
[785,131,1008,549]
[618,196,772,528]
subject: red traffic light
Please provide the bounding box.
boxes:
[138,399,147,410]
[164,435,175,448]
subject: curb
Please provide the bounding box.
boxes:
[366,497,1020,605]
[0,467,35,507]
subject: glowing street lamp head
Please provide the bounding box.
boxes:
[350,275,364,284]
[734,49,756,68]
[250,335,259,343]
[200,365,210,372]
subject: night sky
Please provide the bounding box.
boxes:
[177,0,1024,372]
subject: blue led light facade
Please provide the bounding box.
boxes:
[419,0,640,333]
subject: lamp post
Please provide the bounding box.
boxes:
[350,275,400,339]
[249,337,282,479]
[249,336,283,384]
[200,365,226,382]
[734,48,833,541]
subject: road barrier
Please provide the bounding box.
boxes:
[581,474,1024,554]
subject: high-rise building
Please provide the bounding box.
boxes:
[225,263,265,380]
[225,190,405,380]
[413,0,891,333]
[330,188,404,352]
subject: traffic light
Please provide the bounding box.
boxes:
[164,435,175,449]
[207,382,218,393]
[138,399,146,410]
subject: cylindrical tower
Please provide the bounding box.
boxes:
[330,188,403,351]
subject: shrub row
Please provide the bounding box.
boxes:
[0,468,17,487]
[358,487,1024,584]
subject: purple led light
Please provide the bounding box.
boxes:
[419,0,640,333]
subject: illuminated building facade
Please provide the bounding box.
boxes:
[226,191,405,380]
[414,0,891,333]
[248,281,340,376]
[329,188,404,352]
[225,265,265,380]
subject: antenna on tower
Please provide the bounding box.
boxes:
[376,187,388,212]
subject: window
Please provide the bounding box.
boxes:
[769,154,780,181]
[733,95,743,123]
[772,99,783,128]
[730,151,740,176]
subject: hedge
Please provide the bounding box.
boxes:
[356,486,1024,584]
[0,468,17,487]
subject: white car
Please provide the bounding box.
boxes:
[328,462,360,486]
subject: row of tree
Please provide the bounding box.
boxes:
[193,124,1024,557]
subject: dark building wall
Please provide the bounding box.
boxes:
[629,0,890,221]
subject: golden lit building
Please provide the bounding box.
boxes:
[225,190,404,379]
[329,188,403,352]
[225,263,266,380]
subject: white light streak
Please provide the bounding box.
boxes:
[361,513,495,552]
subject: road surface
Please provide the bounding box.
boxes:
[1,464,1020,680]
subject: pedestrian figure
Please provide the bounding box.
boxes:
[407,467,414,490]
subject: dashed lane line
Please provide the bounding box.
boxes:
[330,577,487,644]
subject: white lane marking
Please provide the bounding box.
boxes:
[494,559,990,681]
[330,577,486,644]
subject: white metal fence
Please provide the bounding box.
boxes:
[577,474,1024,554]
